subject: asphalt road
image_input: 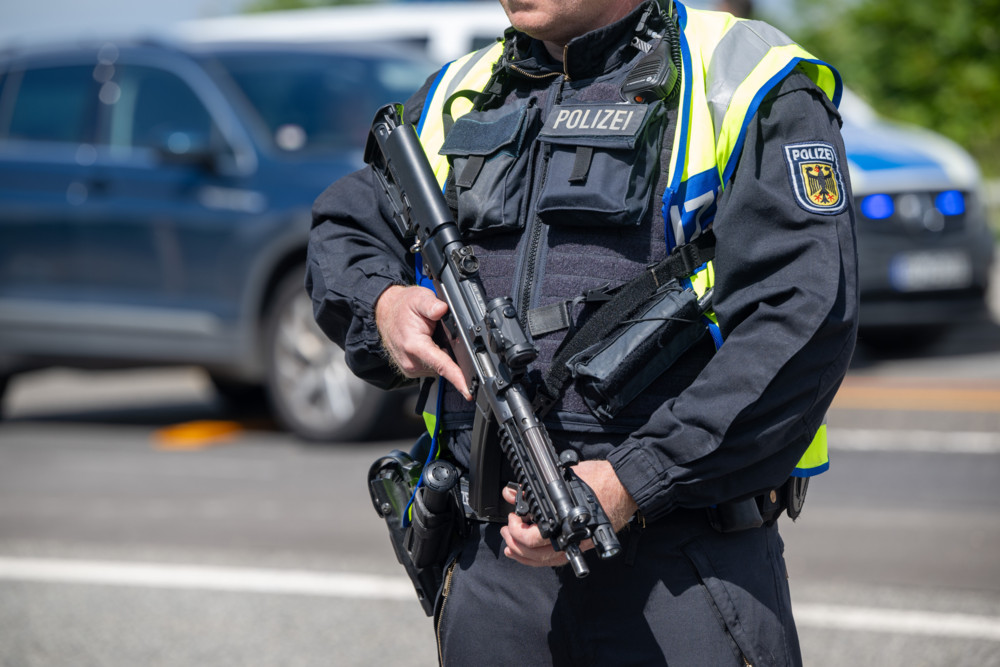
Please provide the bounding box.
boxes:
[1,313,999,666]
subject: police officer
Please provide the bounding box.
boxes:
[308,0,857,664]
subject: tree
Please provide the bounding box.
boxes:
[243,0,376,12]
[782,0,1000,177]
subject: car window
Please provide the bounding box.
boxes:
[3,65,97,143]
[106,65,217,156]
[211,51,433,154]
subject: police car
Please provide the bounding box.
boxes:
[838,89,995,346]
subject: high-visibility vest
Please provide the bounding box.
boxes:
[413,5,840,477]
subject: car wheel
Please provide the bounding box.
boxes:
[264,269,384,442]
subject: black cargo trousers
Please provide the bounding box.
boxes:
[434,510,801,667]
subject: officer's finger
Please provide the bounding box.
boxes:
[396,291,472,398]
[376,286,471,398]
[500,486,590,563]
[421,345,472,400]
[503,512,550,551]
[501,489,552,551]
[501,484,518,505]
[501,523,566,568]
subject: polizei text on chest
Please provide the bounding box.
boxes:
[547,105,642,135]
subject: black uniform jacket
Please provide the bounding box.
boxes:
[307,7,859,521]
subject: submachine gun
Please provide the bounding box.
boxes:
[365,104,622,580]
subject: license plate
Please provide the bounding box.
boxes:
[889,250,974,292]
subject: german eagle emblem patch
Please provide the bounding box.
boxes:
[783,141,848,215]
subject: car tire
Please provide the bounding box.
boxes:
[263,268,385,442]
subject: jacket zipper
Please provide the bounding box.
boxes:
[514,69,567,323]
[508,62,565,83]
[516,196,545,321]
[435,561,457,664]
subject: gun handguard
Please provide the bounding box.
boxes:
[364,104,621,577]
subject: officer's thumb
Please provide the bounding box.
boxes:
[414,291,449,322]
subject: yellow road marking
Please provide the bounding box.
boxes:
[153,420,244,450]
[833,378,1000,412]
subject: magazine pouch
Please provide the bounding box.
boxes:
[439,101,539,237]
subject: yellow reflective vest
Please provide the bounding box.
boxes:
[414,5,839,477]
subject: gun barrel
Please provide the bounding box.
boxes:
[377,114,464,281]
[565,544,589,578]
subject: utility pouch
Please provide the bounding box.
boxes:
[535,100,665,227]
[368,433,463,616]
[566,280,707,421]
[707,497,764,534]
[439,102,540,237]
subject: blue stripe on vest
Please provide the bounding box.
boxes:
[663,2,697,252]
[416,59,453,136]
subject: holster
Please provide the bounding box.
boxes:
[368,433,464,616]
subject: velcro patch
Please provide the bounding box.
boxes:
[542,104,644,137]
[783,141,848,215]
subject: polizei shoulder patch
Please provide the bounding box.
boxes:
[783,141,848,215]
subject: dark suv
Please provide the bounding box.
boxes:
[0,35,433,440]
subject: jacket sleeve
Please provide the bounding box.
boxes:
[606,72,859,519]
[305,76,437,390]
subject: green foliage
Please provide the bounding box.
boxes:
[243,0,376,13]
[783,0,1000,177]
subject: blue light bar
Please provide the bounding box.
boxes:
[935,190,965,216]
[861,193,894,220]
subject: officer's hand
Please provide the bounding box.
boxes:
[499,460,638,568]
[573,459,639,532]
[375,285,471,400]
[499,490,568,568]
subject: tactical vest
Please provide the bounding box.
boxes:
[413,4,839,478]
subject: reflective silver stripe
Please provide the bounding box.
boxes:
[705,20,795,142]
[443,43,501,105]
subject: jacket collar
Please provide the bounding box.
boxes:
[504,1,658,81]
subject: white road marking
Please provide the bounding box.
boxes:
[1,557,999,641]
[831,428,1000,454]
[794,603,1000,642]
[0,557,412,600]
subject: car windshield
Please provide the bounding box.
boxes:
[210,50,433,154]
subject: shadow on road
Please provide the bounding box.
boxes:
[4,307,997,434]
[0,373,423,445]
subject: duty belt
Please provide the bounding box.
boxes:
[463,475,808,533]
